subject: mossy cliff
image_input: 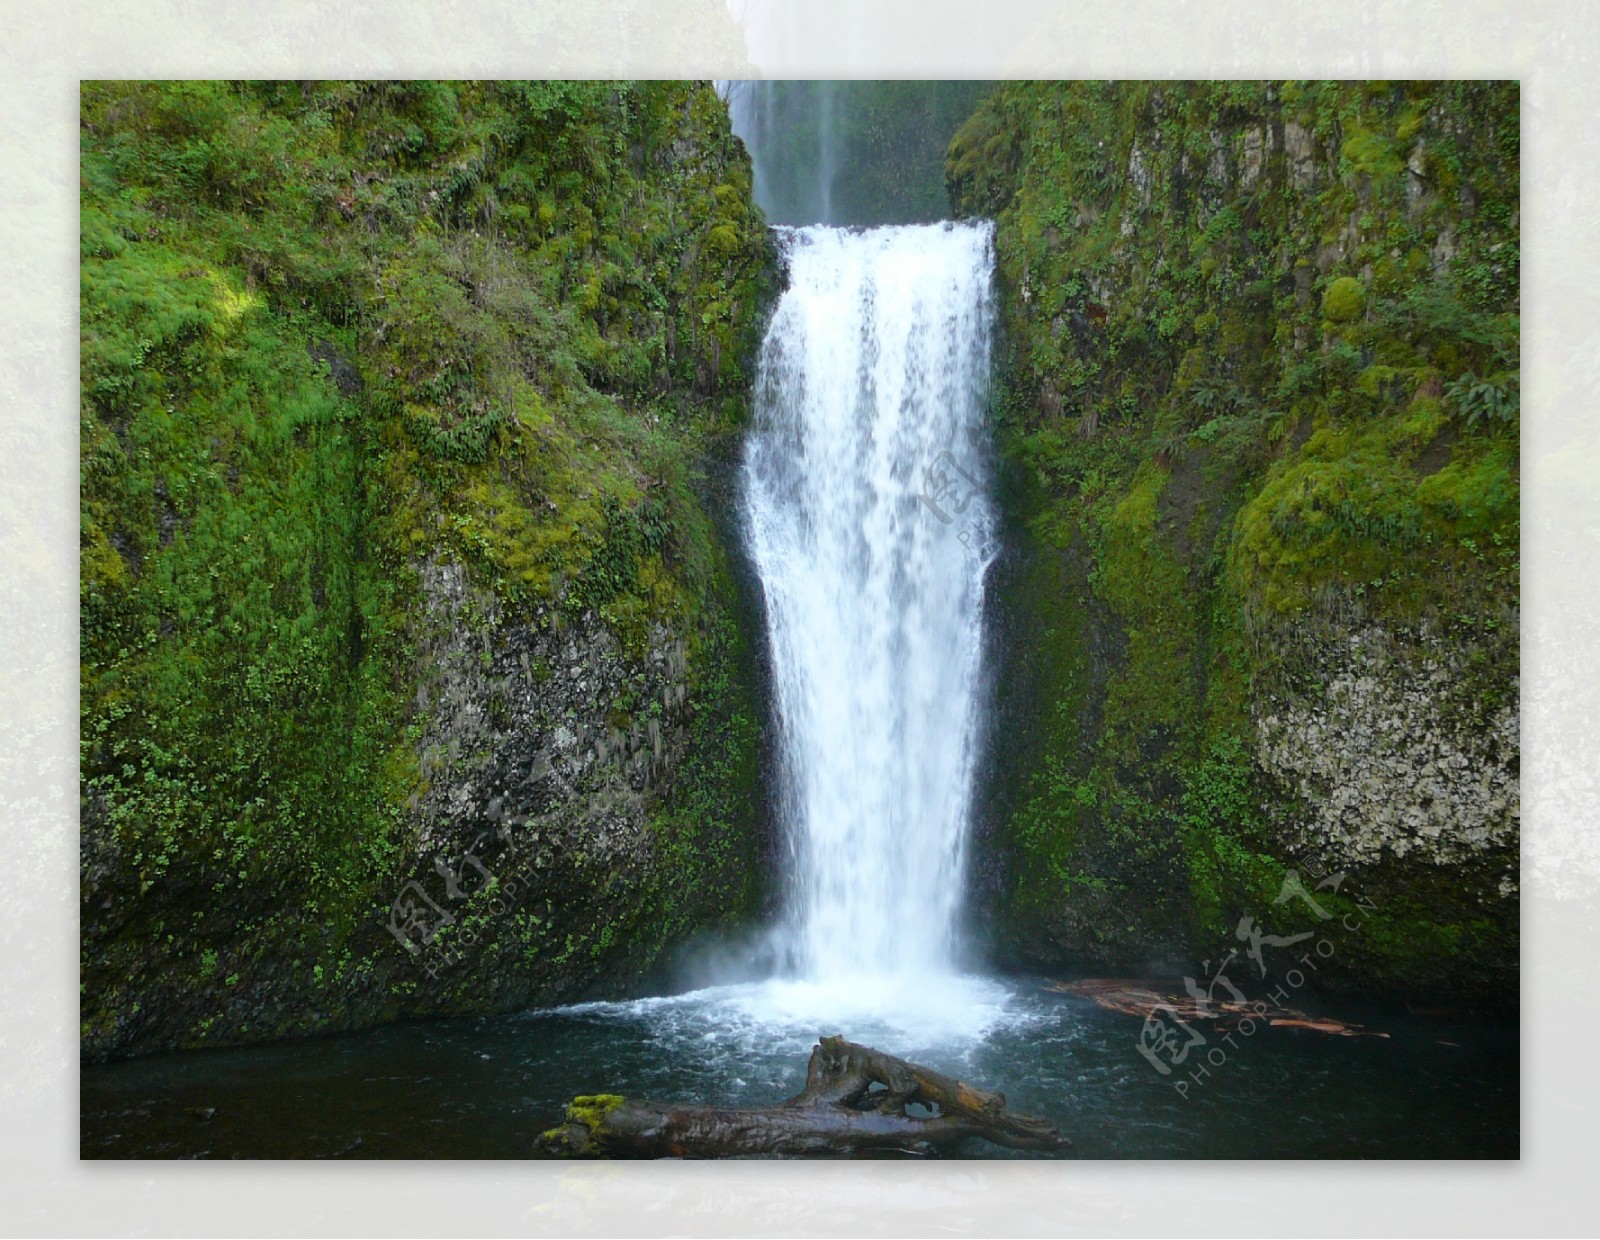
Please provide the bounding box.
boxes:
[949,82,1518,1006]
[80,81,778,1060]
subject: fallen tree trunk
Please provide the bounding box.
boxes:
[1048,978,1389,1038]
[537,1035,1070,1158]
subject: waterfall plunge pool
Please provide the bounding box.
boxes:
[81,976,1516,1158]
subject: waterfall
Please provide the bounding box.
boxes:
[721,80,839,225]
[742,222,998,985]
[816,81,836,224]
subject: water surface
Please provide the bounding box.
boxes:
[81,977,1516,1159]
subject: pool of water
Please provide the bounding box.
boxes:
[80,975,1516,1159]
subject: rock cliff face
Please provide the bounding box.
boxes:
[80,81,777,1060]
[1255,628,1518,871]
[951,82,1518,1005]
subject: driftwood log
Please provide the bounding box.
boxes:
[537,1035,1070,1158]
[1048,978,1389,1038]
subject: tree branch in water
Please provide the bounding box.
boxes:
[537,1034,1070,1158]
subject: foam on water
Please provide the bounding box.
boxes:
[556,973,1023,1063]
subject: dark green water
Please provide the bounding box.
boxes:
[80,976,1516,1159]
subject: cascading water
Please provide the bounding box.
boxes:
[504,98,1019,1050]
[743,221,998,987]
[815,81,837,224]
[721,80,839,225]
[539,221,1015,1046]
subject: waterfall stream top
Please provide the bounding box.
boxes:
[743,221,998,990]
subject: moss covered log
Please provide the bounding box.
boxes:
[536,1036,1069,1158]
[951,82,1518,1006]
[80,81,778,1060]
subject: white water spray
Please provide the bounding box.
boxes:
[743,222,998,988]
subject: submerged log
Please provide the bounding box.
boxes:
[537,1035,1070,1158]
[1048,977,1388,1038]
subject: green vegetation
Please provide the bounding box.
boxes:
[539,1093,624,1156]
[80,80,775,1056]
[79,77,1522,1052]
[952,81,1519,999]
[1321,275,1365,322]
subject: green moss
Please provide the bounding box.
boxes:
[1322,276,1366,323]
[1341,129,1404,179]
[540,1093,625,1156]
[1094,462,1191,754]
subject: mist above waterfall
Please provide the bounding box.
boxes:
[722,80,993,226]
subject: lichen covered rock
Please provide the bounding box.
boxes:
[1256,627,1518,870]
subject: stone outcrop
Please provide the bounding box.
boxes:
[1256,627,1518,873]
[952,82,1519,1005]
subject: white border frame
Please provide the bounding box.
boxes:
[8,1,1591,1233]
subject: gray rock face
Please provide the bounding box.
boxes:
[1256,627,1519,881]
[408,559,692,880]
[1120,142,1151,237]
[1239,126,1266,189]
[1284,120,1319,191]
[79,547,764,1063]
